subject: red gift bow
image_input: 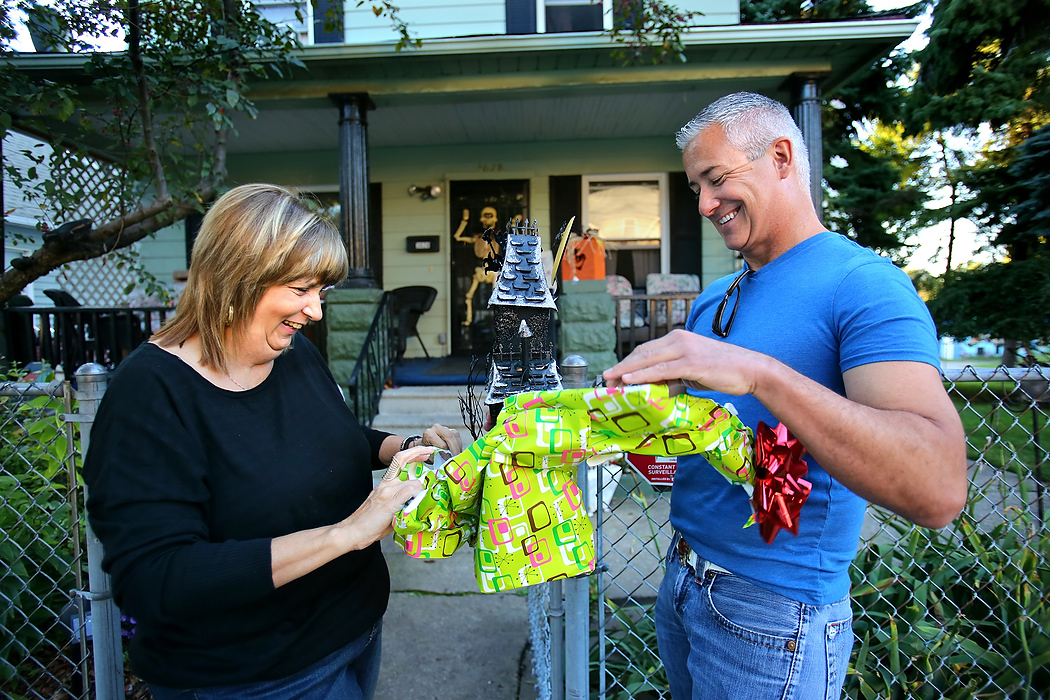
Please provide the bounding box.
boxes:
[752,422,812,544]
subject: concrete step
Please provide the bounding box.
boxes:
[372,385,484,438]
[377,385,475,413]
[371,411,470,435]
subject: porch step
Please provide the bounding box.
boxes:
[371,385,484,438]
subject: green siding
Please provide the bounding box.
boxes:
[137,222,188,299]
[226,135,713,359]
[337,0,739,45]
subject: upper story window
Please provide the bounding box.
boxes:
[507,0,612,34]
[255,0,309,43]
[255,0,342,44]
[543,0,610,32]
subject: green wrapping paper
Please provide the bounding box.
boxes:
[392,383,753,593]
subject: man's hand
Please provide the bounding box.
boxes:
[603,329,767,397]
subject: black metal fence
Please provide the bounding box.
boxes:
[347,292,396,428]
[3,306,174,374]
[609,292,697,360]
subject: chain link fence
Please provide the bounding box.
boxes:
[3,365,1047,699]
[593,366,1049,700]
[1,366,122,700]
[0,375,88,699]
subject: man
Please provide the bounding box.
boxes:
[603,92,966,699]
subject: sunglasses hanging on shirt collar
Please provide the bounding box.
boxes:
[712,266,751,338]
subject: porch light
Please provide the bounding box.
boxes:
[408,185,441,201]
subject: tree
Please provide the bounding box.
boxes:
[908,0,1050,134]
[911,0,1050,357]
[922,132,974,275]
[0,0,410,307]
[823,119,930,262]
[606,0,702,65]
[744,0,930,258]
[926,125,1050,353]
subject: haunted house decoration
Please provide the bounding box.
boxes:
[483,219,562,419]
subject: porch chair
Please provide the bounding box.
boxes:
[43,288,88,370]
[3,294,39,368]
[607,275,649,360]
[391,285,437,361]
[645,273,700,328]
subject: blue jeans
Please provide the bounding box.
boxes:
[656,536,853,700]
[148,620,383,700]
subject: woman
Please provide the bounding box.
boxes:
[83,183,462,699]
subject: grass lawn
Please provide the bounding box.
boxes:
[951,389,1049,482]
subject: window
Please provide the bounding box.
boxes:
[542,0,608,33]
[582,173,669,287]
[254,0,309,43]
[312,0,344,44]
[255,0,342,45]
[507,0,612,34]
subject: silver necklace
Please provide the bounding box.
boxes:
[226,370,251,391]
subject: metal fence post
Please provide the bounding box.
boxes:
[560,355,589,700]
[548,579,564,700]
[73,363,123,700]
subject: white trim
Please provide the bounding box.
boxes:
[7,18,920,65]
[298,18,920,57]
[10,17,919,65]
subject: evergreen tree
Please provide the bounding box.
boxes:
[745,0,928,257]
[912,0,1050,356]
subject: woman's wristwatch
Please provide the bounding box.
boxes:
[400,434,422,451]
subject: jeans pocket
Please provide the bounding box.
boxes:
[696,575,802,696]
[704,574,803,646]
[825,615,854,699]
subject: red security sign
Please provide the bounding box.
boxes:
[626,454,677,487]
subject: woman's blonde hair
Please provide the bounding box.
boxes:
[152,183,348,371]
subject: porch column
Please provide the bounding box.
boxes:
[330,92,376,288]
[788,76,824,219]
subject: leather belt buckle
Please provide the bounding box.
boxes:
[676,536,701,571]
[677,535,730,577]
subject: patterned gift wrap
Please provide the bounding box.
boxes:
[392,383,754,592]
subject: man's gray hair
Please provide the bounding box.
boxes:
[675,92,810,190]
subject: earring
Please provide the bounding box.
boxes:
[228,305,234,326]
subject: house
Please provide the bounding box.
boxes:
[5,0,918,368]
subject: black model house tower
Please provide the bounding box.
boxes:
[483,219,562,420]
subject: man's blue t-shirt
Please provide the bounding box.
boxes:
[675,231,939,606]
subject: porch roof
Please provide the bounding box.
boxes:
[9,17,918,155]
[237,18,919,151]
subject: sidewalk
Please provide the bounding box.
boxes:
[373,508,541,700]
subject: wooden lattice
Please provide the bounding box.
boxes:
[49,150,142,306]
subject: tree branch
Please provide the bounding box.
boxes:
[125,0,169,202]
[0,185,218,305]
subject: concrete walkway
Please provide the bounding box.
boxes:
[373,482,541,700]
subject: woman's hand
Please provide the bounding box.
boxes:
[421,424,463,454]
[344,445,436,546]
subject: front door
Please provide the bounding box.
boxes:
[448,179,530,357]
